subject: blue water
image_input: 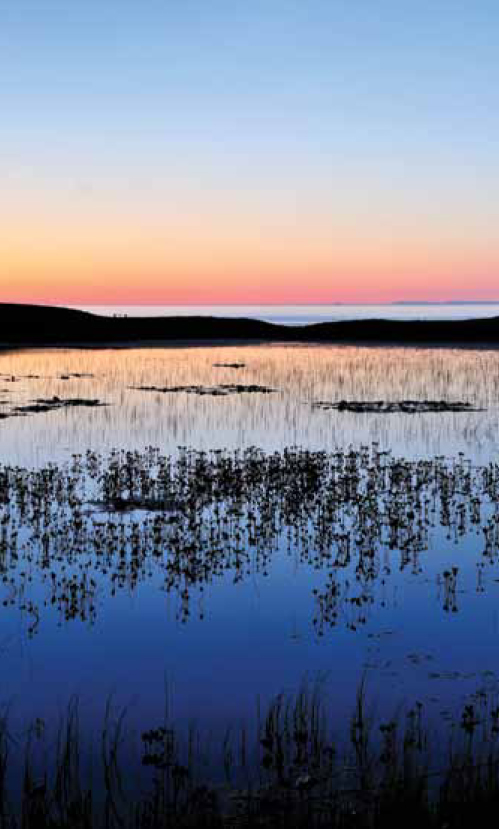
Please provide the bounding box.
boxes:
[1,342,499,767]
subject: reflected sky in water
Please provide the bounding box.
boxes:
[1,344,499,739]
[0,344,499,466]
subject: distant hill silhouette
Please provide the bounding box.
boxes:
[1,303,499,347]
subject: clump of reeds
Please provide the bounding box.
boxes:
[1,682,499,828]
[0,445,498,637]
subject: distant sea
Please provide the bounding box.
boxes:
[74,303,499,326]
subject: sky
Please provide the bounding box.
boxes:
[1,0,498,305]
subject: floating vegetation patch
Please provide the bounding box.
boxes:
[312,399,482,413]
[131,383,276,396]
[0,373,42,382]
[58,372,95,380]
[0,372,94,382]
[17,396,107,413]
[213,362,246,368]
[0,396,108,420]
[0,445,498,636]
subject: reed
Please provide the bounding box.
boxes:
[0,682,498,827]
[1,443,499,826]
[1,445,497,637]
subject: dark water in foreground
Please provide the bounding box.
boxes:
[1,344,499,748]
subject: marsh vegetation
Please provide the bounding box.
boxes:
[2,681,499,827]
[0,444,498,636]
[1,344,499,825]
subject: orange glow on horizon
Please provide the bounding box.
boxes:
[2,192,498,305]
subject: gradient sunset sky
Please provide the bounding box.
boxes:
[1,1,498,305]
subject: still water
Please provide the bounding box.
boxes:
[1,343,499,744]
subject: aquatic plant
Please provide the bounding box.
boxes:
[0,682,499,827]
[0,445,498,636]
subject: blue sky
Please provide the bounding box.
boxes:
[1,1,498,303]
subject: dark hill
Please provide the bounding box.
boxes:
[1,303,499,347]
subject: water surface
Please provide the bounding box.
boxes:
[1,343,499,747]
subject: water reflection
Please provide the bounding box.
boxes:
[1,445,497,640]
[0,345,498,465]
[1,345,499,743]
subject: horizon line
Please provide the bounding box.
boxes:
[65,300,499,307]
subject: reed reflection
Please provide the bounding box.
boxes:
[1,444,497,638]
[0,345,499,465]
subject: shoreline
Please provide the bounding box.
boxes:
[4,337,499,352]
[1,303,499,349]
